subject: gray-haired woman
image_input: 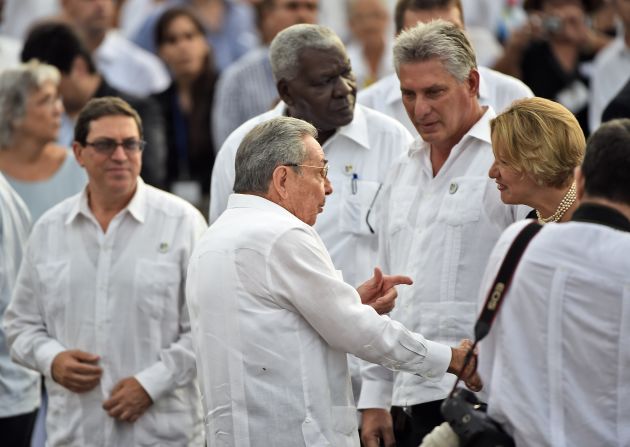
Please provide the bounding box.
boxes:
[0,60,86,221]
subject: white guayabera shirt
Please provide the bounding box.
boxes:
[187,194,452,447]
[359,108,530,410]
[4,178,207,447]
[478,215,630,447]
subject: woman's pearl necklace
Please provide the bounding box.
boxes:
[536,182,577,224]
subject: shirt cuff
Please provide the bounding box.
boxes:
[34,339,67,380]
[419,340,452,382]
[357,377,393,410]
[134,361,175,402]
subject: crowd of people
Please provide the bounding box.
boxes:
[0,0,629,446]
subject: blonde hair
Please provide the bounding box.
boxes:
[490,97,585,188]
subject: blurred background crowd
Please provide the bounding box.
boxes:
[0,0,627,218]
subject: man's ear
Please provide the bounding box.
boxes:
[72,142,85,167]
[271,165,290,200]
[466,68,480,98]
[276,79,294,106]
[574,166,585,201]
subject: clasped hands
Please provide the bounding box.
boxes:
[51,349,153,423]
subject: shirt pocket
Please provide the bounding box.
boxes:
[35,260,70,320]
[339,179,382,235]
[134,259,181,322]
[437,176,487,225]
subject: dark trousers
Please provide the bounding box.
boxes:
[0,408,38,447]
[392,400,445,447]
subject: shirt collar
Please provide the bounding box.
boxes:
[571,203,630,232]
[407,105,495,157]
[278,102,371,151]
[65,177,147,225]
[331,104,370,150]
[226,193,304,224]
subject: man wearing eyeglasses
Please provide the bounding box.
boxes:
[187,116,480,447]
[4,97,207,446]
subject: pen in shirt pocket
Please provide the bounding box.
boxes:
[351,173,358,194]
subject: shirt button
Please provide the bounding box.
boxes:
[449,182,458,194]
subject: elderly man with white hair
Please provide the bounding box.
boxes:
[188,116,481,447]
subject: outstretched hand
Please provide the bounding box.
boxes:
[356,267,413,315]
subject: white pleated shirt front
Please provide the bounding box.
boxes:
[4,179,207,446]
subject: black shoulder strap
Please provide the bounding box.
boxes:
[474,221,542,342]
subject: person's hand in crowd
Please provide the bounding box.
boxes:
[448,339,482,392]
[51,349,103,393]
[357,267,413,315]
[361,407,396,447]
[102,377,153,423]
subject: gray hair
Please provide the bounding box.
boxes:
[0,60,61,149]
[234,116,318,194]
[393,19,476,81]
[269,24,345,82]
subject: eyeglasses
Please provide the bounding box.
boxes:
[283,163,329,179]
[83,138,146,155]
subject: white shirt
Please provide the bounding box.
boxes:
[478,210,630,447]
[4,179,206,446]
[95,30,170,97]
[187,193,452,447]
[357,67,534,135]
[0,173,39,418]
[588,35,630,133]
[358,108,528,409]
[210,102,413,287]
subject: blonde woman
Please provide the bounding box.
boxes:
[489,97,586,223]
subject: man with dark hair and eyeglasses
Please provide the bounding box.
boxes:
[4,97,207,446]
